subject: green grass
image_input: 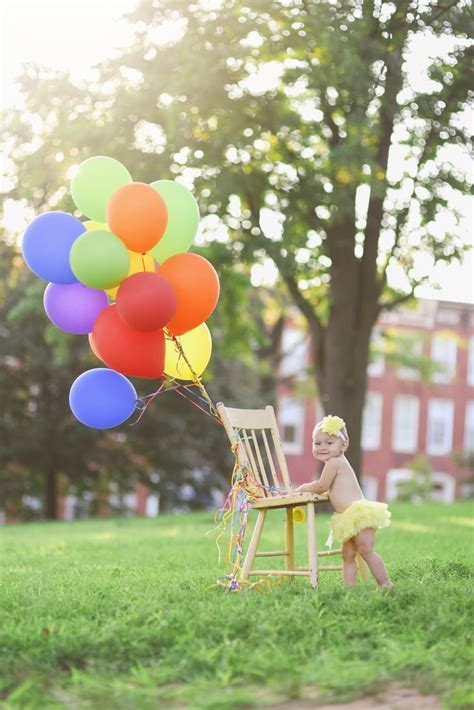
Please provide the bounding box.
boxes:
[0,502,473,709]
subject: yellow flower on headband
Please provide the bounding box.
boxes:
[321,415,346,437]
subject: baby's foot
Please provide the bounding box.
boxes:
[377,581,395,591]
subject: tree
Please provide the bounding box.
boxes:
[2,0,472,478]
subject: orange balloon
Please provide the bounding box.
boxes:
[107,182,168,253]
[158,253,220,336]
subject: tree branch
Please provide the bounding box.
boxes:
[281,271,327,382]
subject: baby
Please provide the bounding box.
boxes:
[294,415,393,589]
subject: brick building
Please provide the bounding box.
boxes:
[276,299,474,502]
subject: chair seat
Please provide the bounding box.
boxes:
[253,492,328,509]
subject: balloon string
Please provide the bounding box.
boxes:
[164,328,220,421]
[129,377,221,427]
[173,387,221,420]
[129,378,168,425]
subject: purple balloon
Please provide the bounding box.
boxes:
[22,211,85,284]
[44,283,108,334]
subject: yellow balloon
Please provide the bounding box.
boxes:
[164,323,212,380]
[84,220,110,231]
[105,251,156,298]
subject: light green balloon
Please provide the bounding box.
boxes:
[71,156,132,222]
[150,180,200,264]
[69,230,130,289]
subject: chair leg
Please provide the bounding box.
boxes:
[307,502,318,589]
[241,509,266,582]
[285,508,295,578]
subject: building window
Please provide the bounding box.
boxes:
[464,401,474,452]
[397,337,423,381]
[392,395,419,453]
[314,400,325,431]
[431,334,457,383]
[426,398,454,456]
[123,493,137,514]
[145,494,159,517]
[386,469,455,503]
[367,331,384,377]
[280,327,308,378]
[278,396,305,455]
[361,477,378,501]
[362,392,383,451]
[468,337,474,387]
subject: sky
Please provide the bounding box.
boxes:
[1,0,473,304]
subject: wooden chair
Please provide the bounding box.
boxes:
[217,402,361,589]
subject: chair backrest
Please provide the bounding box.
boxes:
[217,403,292,496]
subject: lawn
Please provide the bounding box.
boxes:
[0,501,472,709]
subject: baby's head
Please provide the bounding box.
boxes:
[312,415,348,462]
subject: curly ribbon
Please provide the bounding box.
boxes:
[208,441,287,592]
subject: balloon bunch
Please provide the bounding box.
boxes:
[21,156,220,429]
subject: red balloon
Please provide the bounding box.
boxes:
[158,253,220,336]
[92,305,165,379]
[116,272,177,332]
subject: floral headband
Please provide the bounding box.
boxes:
[315,415,347,441]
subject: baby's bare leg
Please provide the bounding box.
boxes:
[354,528,393,588]
[342,538,358,587]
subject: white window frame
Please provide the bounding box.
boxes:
[431,334,457,384]
[362,391,383,451]
[464,401,474,452]
[386,468,455,503]
[430,472,456,503]
[397,337,423,381]
[145,494,160,517]
[367,331,385,377]
[123,492,137,513]
[278,396,305,455]
[361,477,378,501]
[468,337,474,387]
[426,398,454,456]
[392,395,420,453]
[386,468,411,501]
[63,495,77,521]
[279,327,308,378]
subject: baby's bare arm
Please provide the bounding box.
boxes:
[294,459,339,494]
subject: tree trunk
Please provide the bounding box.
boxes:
[309,235,377,481]
[307,322,375,480]
[316,321,372,480]
[45,466,58,520]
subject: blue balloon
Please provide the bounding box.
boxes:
[69,368,138,429]
[22,211,85,284]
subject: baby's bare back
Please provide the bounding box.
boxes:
[328,456,365,513]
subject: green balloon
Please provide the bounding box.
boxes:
[70,230,130,289]
[71,156,132,222]
[149,180,200,263]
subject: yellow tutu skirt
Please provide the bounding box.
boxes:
[326,499,391,547]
